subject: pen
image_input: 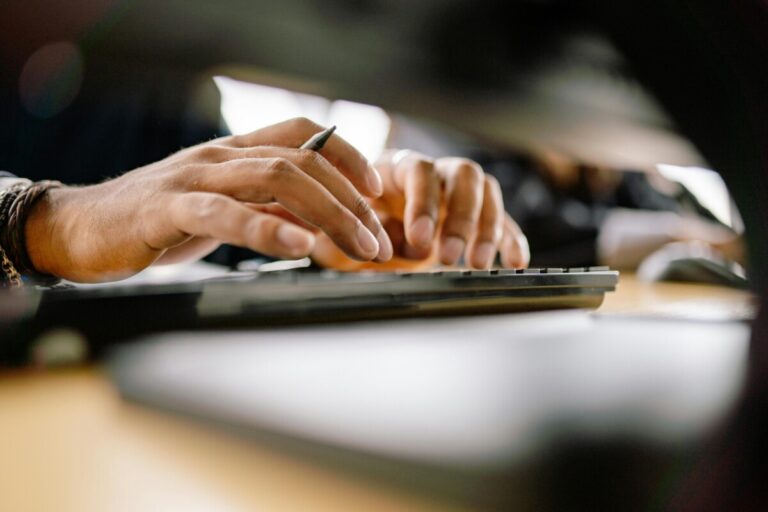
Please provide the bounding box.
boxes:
[299,125,336,151]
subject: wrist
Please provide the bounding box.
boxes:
[25,186,79,279]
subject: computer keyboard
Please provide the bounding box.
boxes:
[41,265,617,326]
[196,266,619,321]
[2,266,619,363]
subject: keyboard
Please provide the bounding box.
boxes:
[42,264,616,320]
[198,266,618,319]
[5,266,618,364]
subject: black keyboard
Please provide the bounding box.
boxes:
[48,266,618,321]
[198,266,618,318]
[4,267,618,363]
[0,267,619,364]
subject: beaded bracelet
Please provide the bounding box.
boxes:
[0,243,23,287]
[0,181,28,287]
[0,180,63,287]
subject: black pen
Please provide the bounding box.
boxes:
[299,125,336,151]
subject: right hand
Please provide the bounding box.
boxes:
[25,117,393,282]
[311,150,530,272]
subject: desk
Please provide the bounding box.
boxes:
[0,276,754,512]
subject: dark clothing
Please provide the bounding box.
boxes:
[476,151,721,267]
[0,65,221,184]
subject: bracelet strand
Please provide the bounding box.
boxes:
[8,180,63,282]
[0,182,29,287]
[0,243,22,287]
[0,180,63,287]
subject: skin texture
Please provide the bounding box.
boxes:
[24,118,529,283]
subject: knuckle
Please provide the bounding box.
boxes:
[173,164,204,190]
[455,160,484,185]
[287,116,319,132]
[194,194,226,220]
[249,215,278,242]
[351,194,373,220]
[174,162,198,177]
[295,148,323,168]
[446,216,476,237]
[264,157,294,180]
[230,134,249,147]
[194,145,226,161]
[411,157,435,176]
[397,151,432,172]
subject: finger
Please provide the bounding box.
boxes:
[223,117,383,198]
[382,216,407,256]
[201,145,392,262]
[380,217,431,261]
[401,240,433,260]
[390,152,441,250]
[251,203,406,264]
[499,214,530,269]
[246,203,319,233]
[192,158,381,261]
[434,158,484,265]
[466,175,504,269]
[161,192,316,259]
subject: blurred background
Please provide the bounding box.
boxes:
[0,0,749,278]
[1,1,767,511]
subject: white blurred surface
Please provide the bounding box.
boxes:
[112,311,750,469]
[64,260,233,288]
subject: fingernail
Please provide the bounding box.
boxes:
[367,165,383,197]
[474,242,496,268]
[410,215,435,249]
[356,223,380,257]
[276,224,314,254]
[375,228,393,262]
[440,236,465,265]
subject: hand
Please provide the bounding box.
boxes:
[25,118,393,282]
[311,150,530,271]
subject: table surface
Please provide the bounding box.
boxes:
[0,276,755,512]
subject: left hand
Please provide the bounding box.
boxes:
[310,150,530,271]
